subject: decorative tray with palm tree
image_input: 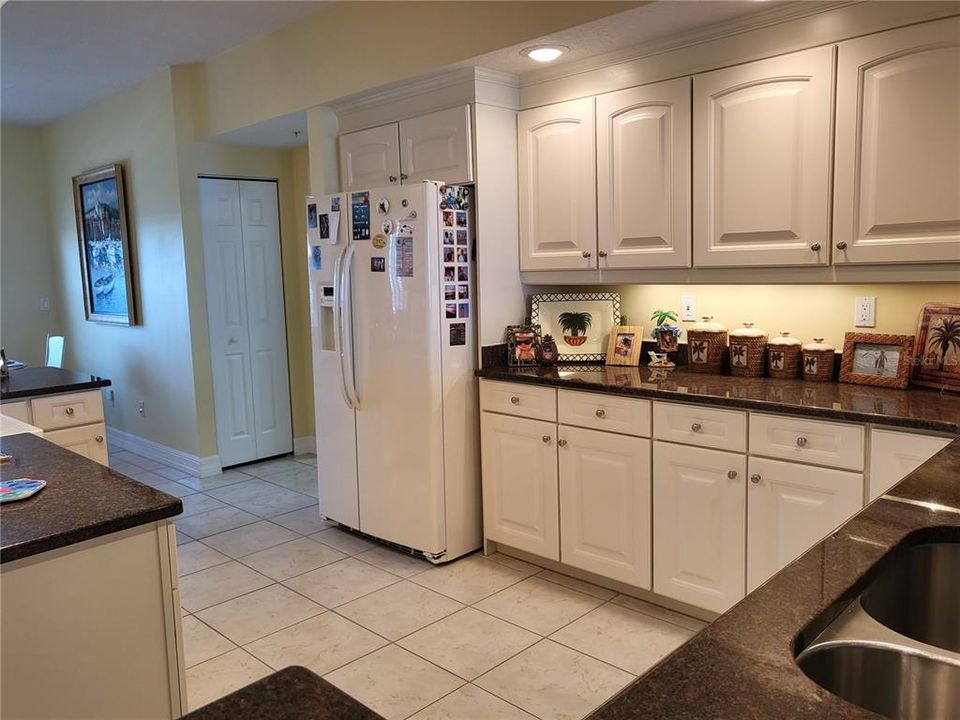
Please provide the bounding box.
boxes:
[530,292,622,363]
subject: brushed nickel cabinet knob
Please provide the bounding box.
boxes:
[598,250,608,258]
[750,473,762,484]
[65,407,75,416]
[836,241,848,250]
[582,251,592,258]
[95,435,104,443]
[511,396,520,405]
[810,243,822,252]
[796,436,808,448]
[388,175,398,183]
[727,470,738,480]
[595,409,606,418]
[691,422,703,433]
[558,439,568,448]
[542,435,551,444]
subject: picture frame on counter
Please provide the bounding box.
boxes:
[839,332,914,390]
[912,303,960,392]
[530,292,621,363]
[505,324,541,367]
[605,325,644,367]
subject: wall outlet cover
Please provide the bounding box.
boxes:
[681,295,697,322]
[855,296,877,327]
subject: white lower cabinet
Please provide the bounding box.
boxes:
[558,426,651,588]
[480,411,560,560]
[653,441,746,613]
[43,422,109,466]
[746,457,863,592]
[868,428,953,501]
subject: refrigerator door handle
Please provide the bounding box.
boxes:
[333,246,354,410]
[340,243,361,409]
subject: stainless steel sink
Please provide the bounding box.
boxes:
[796,540,960,719]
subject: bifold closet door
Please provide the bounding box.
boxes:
[200,178,292,466]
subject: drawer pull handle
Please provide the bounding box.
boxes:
[557,439,568,448]
[691,422,702,433]
[542,435,551,444]
[727,470,738,480]
[95,435,104,443]
[595,409,606,418]
[65,407,75,416]
[796,436,808,448]
[510,396,520,405]
[750,473,762,484]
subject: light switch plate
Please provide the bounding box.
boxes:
[855,296,876,327]
[681,295,697,321]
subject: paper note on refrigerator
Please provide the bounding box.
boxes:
[395,236,414,277]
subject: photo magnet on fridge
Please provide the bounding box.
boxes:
[449,323,466,346]
[310,245,322,271]
[370,257,385,272]
[351,191,371,240]
[307,202,318,229]
[318,213,330,240]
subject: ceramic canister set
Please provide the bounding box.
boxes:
[685,317,836,382]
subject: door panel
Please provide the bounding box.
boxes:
[597,78,691,269]
[400,105,473,185]
[559,426,651,588]
[481,412,559,560]
[339,124,401,191]
[653,441,745,613]
[834,19,960,264]
[519,98,597,270]
[693,47,834,267]
[747,457,863,592]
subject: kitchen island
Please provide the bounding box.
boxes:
[0,432,185,719]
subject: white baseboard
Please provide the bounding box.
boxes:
[107,427,222,478]
[293,435,317,455]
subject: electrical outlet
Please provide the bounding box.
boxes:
[39,295,51,313]
[108,390,115,407]
[855,296,876,327]
[138,401,145,416]
[681,295,697,321]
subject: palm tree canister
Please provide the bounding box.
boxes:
[558,311,592,347]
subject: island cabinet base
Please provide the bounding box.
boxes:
[1,521,185,719]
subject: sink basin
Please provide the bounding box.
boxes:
[860,542,960,654]
[799,644,960,720]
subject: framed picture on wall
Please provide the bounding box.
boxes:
[72,163,137,325]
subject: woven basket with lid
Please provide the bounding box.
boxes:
[802,338,835,382]
[729,322,768,377]
[686,316,727,374]
[767,331,802,379]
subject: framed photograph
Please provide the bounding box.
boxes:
[530,292,621,362]
[912,303,960,391]
[72,163,136,325]
[506,324,541,367]
[839,332,914,390]
[605,325,644,366]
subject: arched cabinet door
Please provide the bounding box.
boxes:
[518,97,597,271]
[833,18,960,265]
[597,78,692,269]
[693,46,834,267]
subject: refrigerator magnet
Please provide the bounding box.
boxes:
[370,257,385,272]
[445,303,457,319]
[444,230,455,246]
[351,192,371,241]
[456,230,467,245]
[458,303,470,319]
[372,233,387,250]
[376,198,389,215]
[456,211,467,228]
[457,266,469,282]
[444,284,456,300]
[395,236,414,277]
[310,245,322,271]
[330,196,341,212]
[449,323,466,346]
[442,210,455,227]
[381,219,393,235]
[443,248,455,263]
[307,202,318,230]
[444,266,456,282]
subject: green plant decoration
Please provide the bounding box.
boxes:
[558,311,592,337]
[928,316,960,371]
[650,309,679,327]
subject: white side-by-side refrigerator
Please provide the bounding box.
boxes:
[306,181,481,563]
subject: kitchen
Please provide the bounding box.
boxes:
[1,1,959,719]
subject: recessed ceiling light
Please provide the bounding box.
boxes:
[523,45,567,63]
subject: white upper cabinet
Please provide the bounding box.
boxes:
[339,123,402,191]
[519,97,597,270]
[597,78,692,269]
[399,105,473,186]
[833,18,960,264]
[693,47,834,267]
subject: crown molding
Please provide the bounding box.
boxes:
[330,67,477,116]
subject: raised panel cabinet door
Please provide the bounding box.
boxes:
[833,18,960,264]
[868,428,953,501]
[339,123,401,191]
[597,78,692,269]
[43,423,109,465]
[693,46,834,267]
[747,457,863,592]
[399,105,474,185]
[558,426,652,588]
[481,412,559,560]
[519,97,597,270]
[653,441,746,613]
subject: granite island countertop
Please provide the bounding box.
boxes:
[183,666,385,720]
[587,437,960,719]
[477,364,960,434]
[1,365,111,401]
[0,433,181,563]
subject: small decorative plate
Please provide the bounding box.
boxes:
[0,479,46,503]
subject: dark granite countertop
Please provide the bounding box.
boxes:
[183,666,384,720]
[1,366,111,401]
[477,364,960,434]
[0,433,181,563]
[588,438,960,719]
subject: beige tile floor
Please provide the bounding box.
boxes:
[109,448,708,719]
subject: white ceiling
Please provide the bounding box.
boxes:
[1,0,325,125]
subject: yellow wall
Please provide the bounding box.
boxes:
[599,284,960,349]
[0,125,62,365]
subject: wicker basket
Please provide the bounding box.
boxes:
[729,323,767,377]
[767,332,803,379]
[686,317,727,374]
[802,338,835,382]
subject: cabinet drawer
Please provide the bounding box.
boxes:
[480,380,556,422]
[653,401,746,452]
[30,391,104,431]
[559,390,650,437]
[750,413,864,471]
[44,422,109,465]
[2,401,32,424]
